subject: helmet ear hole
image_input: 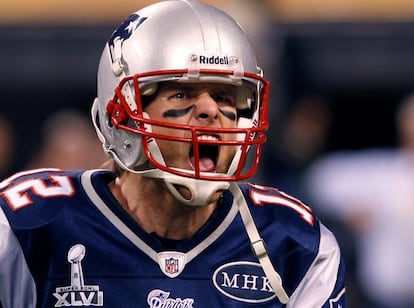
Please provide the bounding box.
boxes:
[110,127,146,168]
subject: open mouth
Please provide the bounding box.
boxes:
[189,135,219,172]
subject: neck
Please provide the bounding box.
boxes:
[109,172,217,240]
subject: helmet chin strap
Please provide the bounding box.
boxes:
[142,137,231,206]
[151,170,230,206]
[112,158,230,206]
[141,114,233,206]
[229,183,289,304]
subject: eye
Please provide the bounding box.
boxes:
[169,92,188,100]
[211,94,236,106]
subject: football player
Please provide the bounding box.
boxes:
[0,0,345,307]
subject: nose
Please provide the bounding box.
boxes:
[192,92,219,125]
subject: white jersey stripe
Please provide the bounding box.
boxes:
[286,223,341,307]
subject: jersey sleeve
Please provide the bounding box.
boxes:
[286,223,346,307]
[0,168,82,308]
[0,207,37,308]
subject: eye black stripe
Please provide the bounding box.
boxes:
[163,105,194,118]
[162,105,236,121]
[219,109,236,121]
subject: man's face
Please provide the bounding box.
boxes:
[144,82,239,174]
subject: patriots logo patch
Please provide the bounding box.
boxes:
[108,13,147,63]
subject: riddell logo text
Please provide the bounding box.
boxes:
[199,55,229,65]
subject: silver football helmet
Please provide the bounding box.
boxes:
[91,0,270,206]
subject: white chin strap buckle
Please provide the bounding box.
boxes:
[163,174,230,206]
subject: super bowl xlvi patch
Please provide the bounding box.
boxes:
[53,244,104,307]
[213,261,277,303]
[157,251,187,278]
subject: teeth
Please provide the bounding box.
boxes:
[197,135,219,141]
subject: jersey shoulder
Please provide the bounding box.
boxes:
[236,183,345,303]
[237,182,317,229]
[0,168,111,229]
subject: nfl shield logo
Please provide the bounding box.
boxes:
[165,258,179,275]
[158,252,187,278]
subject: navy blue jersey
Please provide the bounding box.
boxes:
[0,169,345,307]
